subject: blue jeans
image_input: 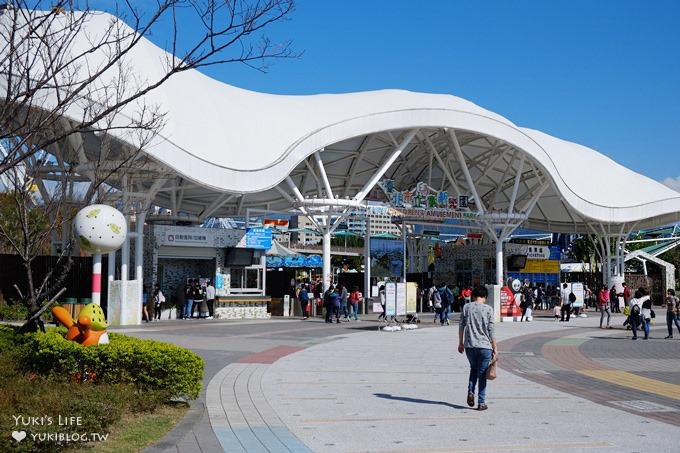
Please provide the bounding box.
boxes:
[184,299,194,318]
[641,317,650,338]
[439,305,450,324]
[599,305,611,327]
[349,302,359,320]
[465,347,493,405]
[667,312,680,336]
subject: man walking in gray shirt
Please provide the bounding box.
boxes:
[458,286,497,411]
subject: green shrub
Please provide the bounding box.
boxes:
[18,329,204,401]
[0,324,19,352]
[0,302,29,321]
[0,355,146,453]
[1,327,195,452]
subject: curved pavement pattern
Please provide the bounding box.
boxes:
[152,314,680,453]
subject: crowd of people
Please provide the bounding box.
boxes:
[294,278,363,323]
[139,275,680,345]
[142,278,216,321]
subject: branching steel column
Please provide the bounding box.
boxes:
[448,129,486,213]
[314,150,335,199]
[508,153,526,215]
[422,132,462,195]
[354,129,418,203]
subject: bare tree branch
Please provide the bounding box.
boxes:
[0,0,297,315]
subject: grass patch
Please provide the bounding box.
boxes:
[67,403,189,452]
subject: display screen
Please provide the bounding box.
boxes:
[225,248,255,266]
[507,254,527,271]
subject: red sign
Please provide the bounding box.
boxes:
[263,219,289,231]
[500,286,522,317]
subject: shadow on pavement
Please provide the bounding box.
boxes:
[373,393,467,410]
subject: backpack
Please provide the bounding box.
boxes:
[433,290,442,309]
[440,289,449,306]
[630,303,640,318]
[568,292,576,303]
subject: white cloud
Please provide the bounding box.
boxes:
[661,176,680,193]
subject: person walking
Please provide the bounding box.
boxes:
[439,285,452,325]
[458,286,497,411]
[621,282,632,308]
[559,283,572,322]
[430,284,441,323]
[142,285,150,323]
[299,284,310,320]
[583,285,592,310]
[331,285,341,323]
[609,285,620,313]
[664,289,680,339]
[519,280,533,322]
[205,279,215,319]
[639,288,652,340]
[313,277,323,316]
[597,285,612,329]
[183,279,194,319]
[153,284,164,321]
[323,285,339,323]
[536,284,546,310]
[377,285,387,321]
[348,286,362,320]
[629,289,643,340]
[191,279,206,318]
[339,284,349,320]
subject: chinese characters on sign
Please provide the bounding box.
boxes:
[382,179,476,221]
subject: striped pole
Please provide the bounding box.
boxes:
[92,254,102,305]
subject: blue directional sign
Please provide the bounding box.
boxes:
[245,227,272,249]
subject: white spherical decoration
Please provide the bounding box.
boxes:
[73,204,127,253]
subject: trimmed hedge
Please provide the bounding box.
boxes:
[18,329,204,400]
[0,302,28,321]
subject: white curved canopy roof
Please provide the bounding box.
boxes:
[3,10,680,233]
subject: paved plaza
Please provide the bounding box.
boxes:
[123,311,680,453]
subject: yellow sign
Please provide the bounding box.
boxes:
[521,260,559,273]
[407,282,418,313]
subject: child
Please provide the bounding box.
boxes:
[553,303,561,321]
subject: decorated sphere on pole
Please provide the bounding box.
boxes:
[73,204,127,253]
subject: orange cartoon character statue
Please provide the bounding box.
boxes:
[52,303,110,346]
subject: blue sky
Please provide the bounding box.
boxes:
[121,1,680,190]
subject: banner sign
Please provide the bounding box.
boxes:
[266,255,322,268]
[381,179,477,222]
[385,282,397,317]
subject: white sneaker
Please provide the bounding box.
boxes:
[207,316,213,319]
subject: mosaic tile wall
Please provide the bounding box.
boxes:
[214,303,270,319]
[143,225,225,304]
[155,258,216,305]
[432,243,496,285]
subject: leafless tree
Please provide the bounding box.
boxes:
[0,0,297,317]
